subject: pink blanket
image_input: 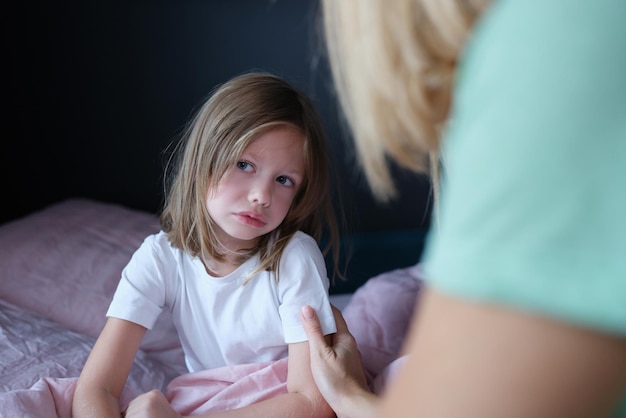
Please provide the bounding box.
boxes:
[1,359,289,417]
[0,357,408,417]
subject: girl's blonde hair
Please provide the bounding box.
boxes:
[322,0,490,201]
[161,72,340,281]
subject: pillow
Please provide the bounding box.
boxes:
[0,199,181,355]
[342,263,423,378]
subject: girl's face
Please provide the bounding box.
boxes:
[206,124,305,251]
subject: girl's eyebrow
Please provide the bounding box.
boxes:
[239,150,261,162]
[281,162,305,179]
[284,170,304,181]
[240,151,304,178]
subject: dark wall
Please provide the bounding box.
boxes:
[4,1,431,289]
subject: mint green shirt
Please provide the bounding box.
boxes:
[421,1,626,414]
[423,0,626,335]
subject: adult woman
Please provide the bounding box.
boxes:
[302,0,626,417]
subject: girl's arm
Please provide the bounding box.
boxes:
[73,317,147,418]
[379,288,626,418]
[124,339,335,418]
[283,338,336,418]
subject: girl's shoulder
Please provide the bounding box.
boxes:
[288,230,316,244]
[279,230,325,269]
[135,230,187,262]
[140,230,173,250]
[283,230,319,254]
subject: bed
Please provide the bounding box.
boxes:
[0,198,424,416]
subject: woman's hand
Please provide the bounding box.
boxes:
[123,390,181,418]
[300,305,378,418]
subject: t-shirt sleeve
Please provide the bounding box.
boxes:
[422,0,626,335]
[106,233,170,330]
[277,233,337,343]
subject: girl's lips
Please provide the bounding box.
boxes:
[234,212,267,228]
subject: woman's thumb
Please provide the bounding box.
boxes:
[301,305,326,349]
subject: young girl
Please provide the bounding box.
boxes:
[73,72,339,418]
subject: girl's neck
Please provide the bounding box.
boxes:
[203,233,259,277]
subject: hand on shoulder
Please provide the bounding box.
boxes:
[301,304,379,418]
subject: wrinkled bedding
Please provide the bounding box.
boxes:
[0,356,408,417]
[0,297,411,417]
[0,299,179,395]
[0,358,290,417]
[0,199,422,416]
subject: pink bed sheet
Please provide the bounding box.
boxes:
[0,360,289,417]
[0,300,179,395]
[0,347,407,417]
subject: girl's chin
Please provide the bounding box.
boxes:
[222,231,263,246]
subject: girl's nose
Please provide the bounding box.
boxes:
[249,179,271,207]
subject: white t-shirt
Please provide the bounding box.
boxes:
[107,230,337,373]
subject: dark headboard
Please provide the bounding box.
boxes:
[4,0,431,293]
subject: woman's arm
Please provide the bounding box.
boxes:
[380,287,626,418]
[73,317,147,418]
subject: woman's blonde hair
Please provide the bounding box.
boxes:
[322,0,490,201]
[161,72,340,281]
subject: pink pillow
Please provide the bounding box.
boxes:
[342,264,423,378]
[0,199,181,354]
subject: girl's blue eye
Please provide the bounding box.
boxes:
[237,161,253,171]
[276,176,294,186]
